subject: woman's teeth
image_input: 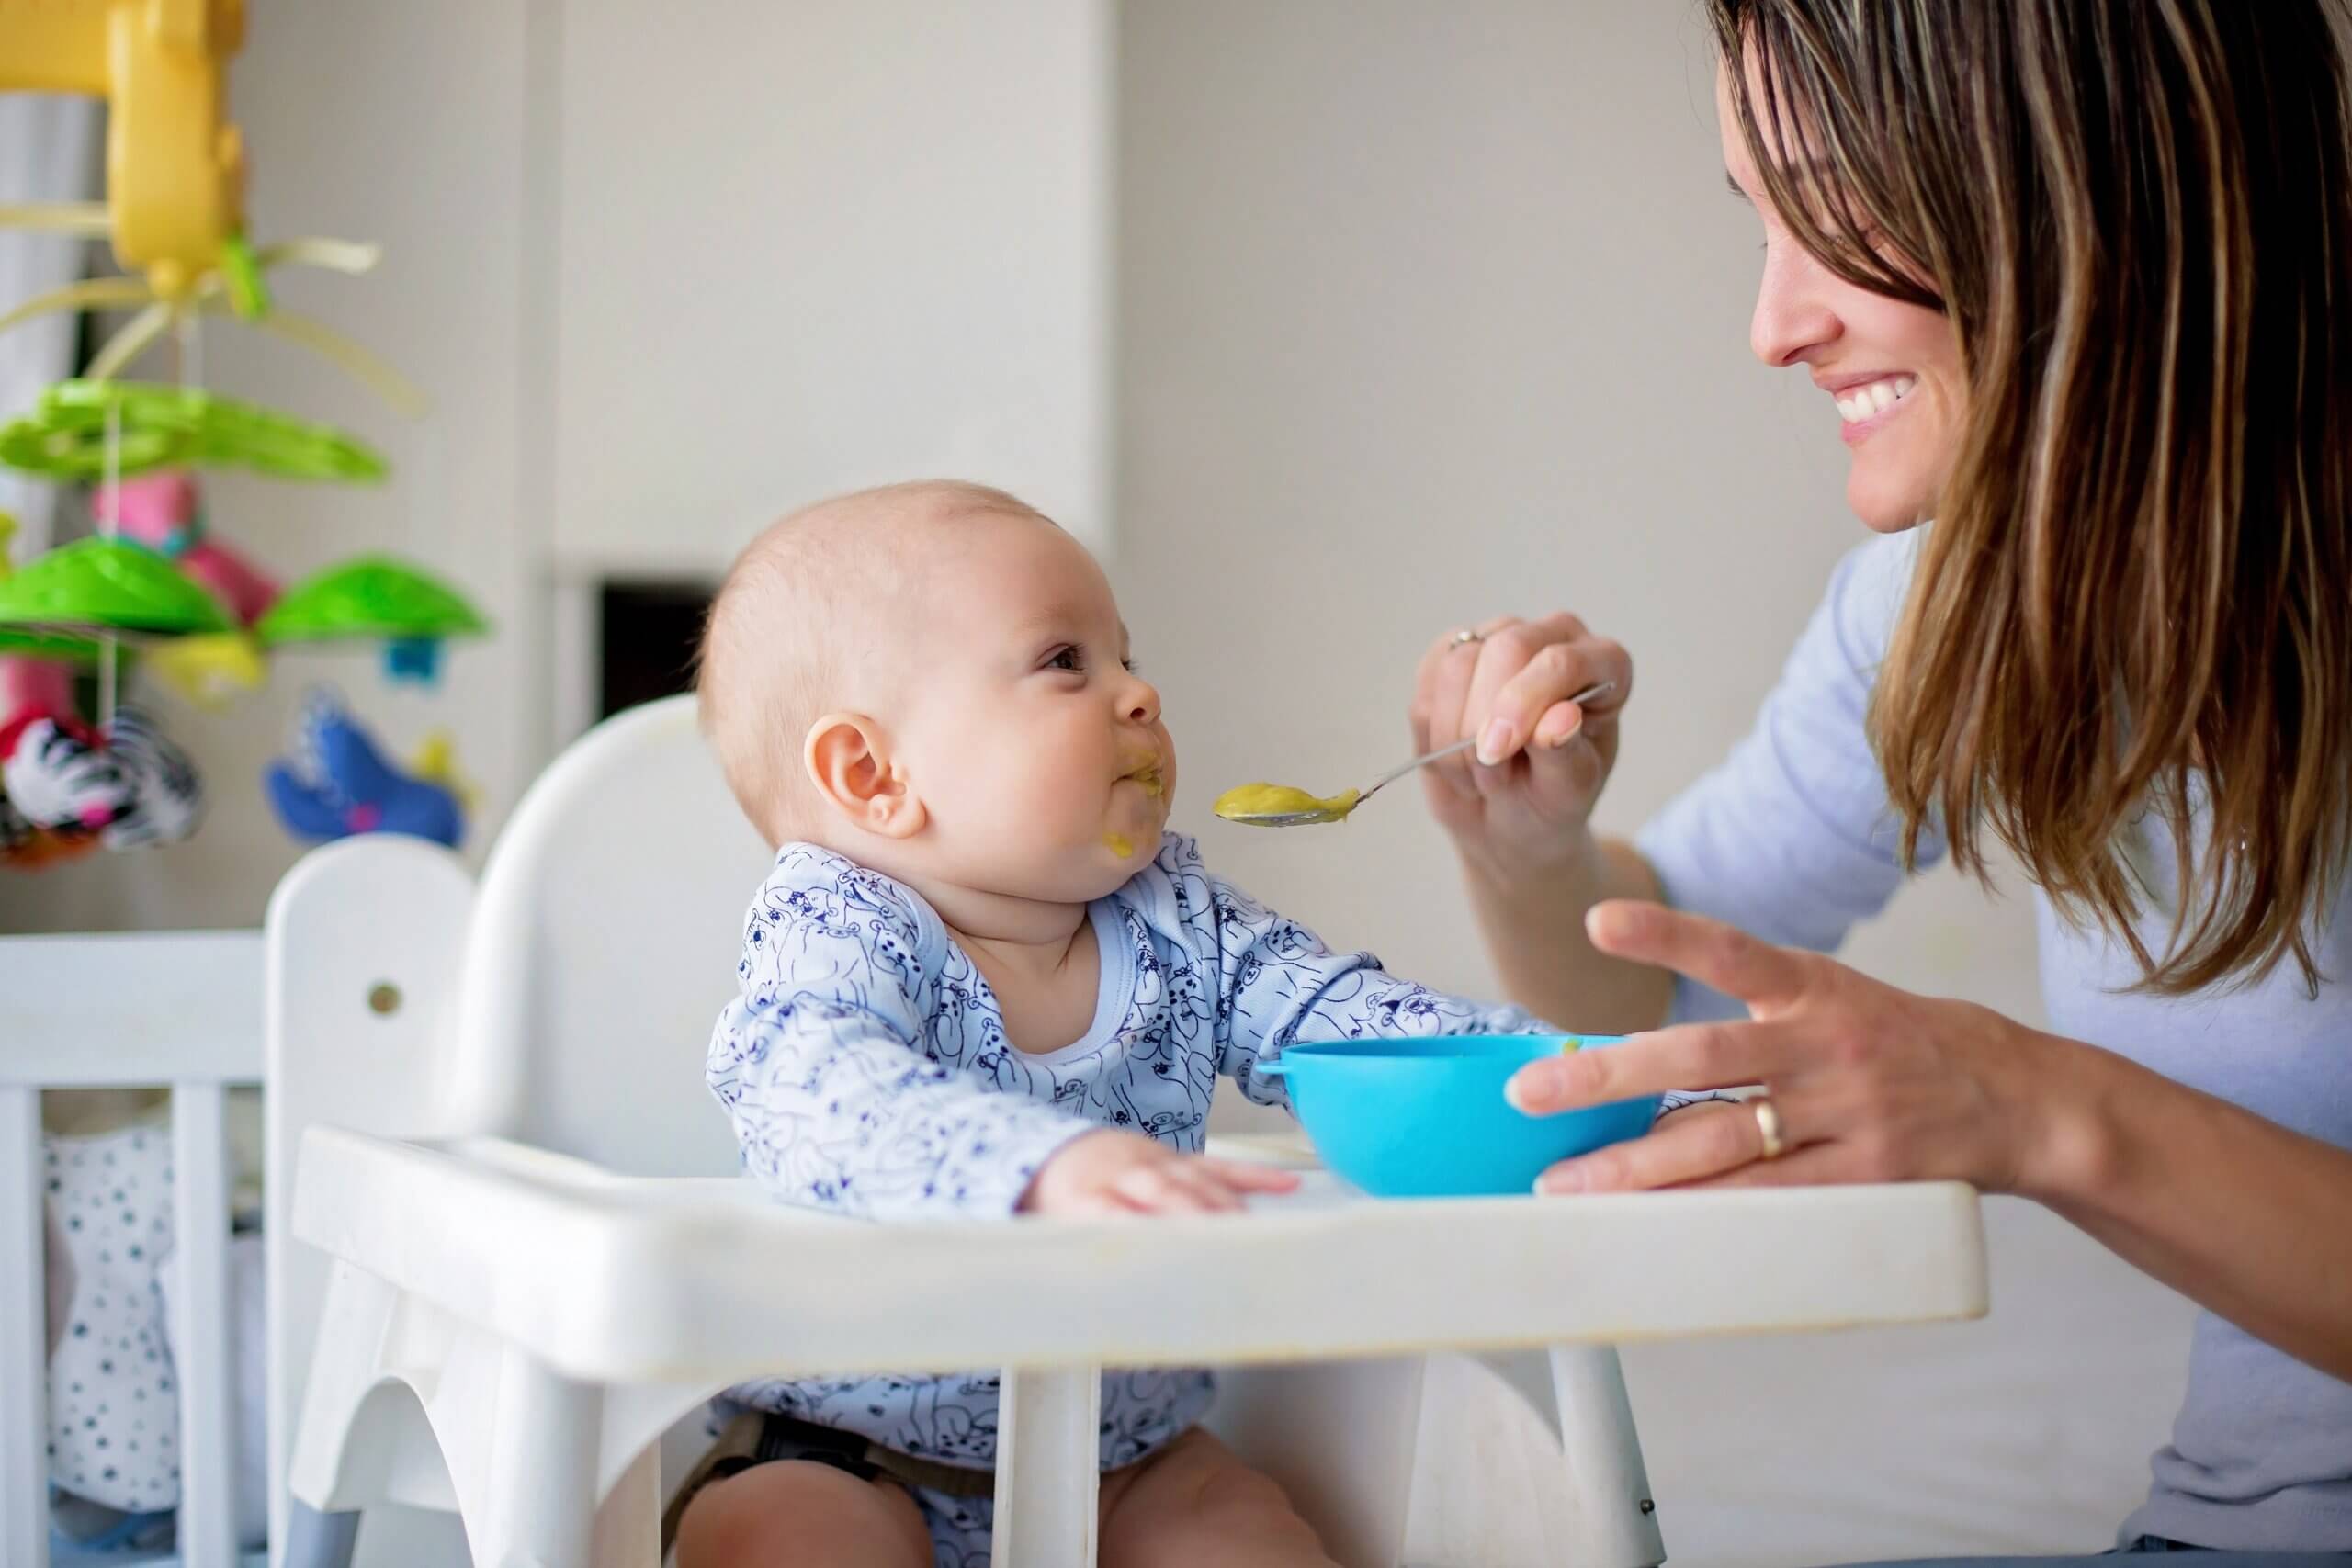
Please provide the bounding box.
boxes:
[1835,375,1917,423]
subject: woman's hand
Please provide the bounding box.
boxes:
[1408,614,1634,874]
[1509,899,2072,1196]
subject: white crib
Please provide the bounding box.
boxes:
[4,930,262,1568]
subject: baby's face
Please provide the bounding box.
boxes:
[897,514,1174,903]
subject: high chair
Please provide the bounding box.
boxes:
[267,695,1987,1568]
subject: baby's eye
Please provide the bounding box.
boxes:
[1046,646,1083,672]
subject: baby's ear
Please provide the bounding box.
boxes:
[804,713,926,838]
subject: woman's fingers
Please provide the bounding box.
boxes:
[1691,1140,1874,1190]
[1534,1100,1758,1192]
[1533,1085,1847,1192]
[1476,624,1631,766]
[1586,900,1815,1013]
[1530,698,1589,750]
[1410,612,1632,843]
[1507,1016,1812,1113]
[1462,615,1576,768]
[1413,615,1521,796]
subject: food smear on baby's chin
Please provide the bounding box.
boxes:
[1103,831,1136,859]
[1211,782,1362,824]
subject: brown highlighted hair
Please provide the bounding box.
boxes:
[1712,0,2352,993]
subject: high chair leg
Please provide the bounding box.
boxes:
[993,1364,1102,1568]
[1547,1345,1665,1568]
[473,1349,603,1568]
[590,1443,662,1568]
[1397,1348,1665,1568]
[1,1086,48,1568]
[281,1500,360,1568]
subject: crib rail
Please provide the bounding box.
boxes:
[2,931,263,1568]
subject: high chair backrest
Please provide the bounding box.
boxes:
[448,694,771,1175]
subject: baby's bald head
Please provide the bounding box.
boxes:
[696,479,1051,845]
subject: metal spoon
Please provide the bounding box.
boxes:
[1214,679,1617,827]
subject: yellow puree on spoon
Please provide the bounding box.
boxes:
[1211,782,1363,824]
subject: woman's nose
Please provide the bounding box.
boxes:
[1750,242,1841,368]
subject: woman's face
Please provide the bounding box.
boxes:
[1718,63,1962,533]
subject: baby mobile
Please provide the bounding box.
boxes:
[0,0,486,870]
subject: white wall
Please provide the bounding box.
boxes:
[548,0,1113,573]
[543,0,1114,739]
[1114,0,2045,1032]
[0,0,1116,931]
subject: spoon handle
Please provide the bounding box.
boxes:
[1360,738,1475,800]
[1360,679,1618,801]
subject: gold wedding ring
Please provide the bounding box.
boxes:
[1752,1097,1786,1160]
[1451,627,1483,647]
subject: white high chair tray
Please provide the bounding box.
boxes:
[294,1126,1985,1387]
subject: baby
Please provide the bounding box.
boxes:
[676,481,1698,1568]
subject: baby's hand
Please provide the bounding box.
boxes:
[1021,1130,1300,1216]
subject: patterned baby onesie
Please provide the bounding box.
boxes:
[705,832,1690,1564]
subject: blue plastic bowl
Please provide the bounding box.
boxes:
[1258,1035,1658,1198]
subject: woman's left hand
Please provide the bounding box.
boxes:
[1510,899,2064,1196]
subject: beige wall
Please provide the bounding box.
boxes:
[1114,0,2044,1030]
[6,0,2046,1023]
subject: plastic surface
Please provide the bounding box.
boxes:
[0,536,233,635]
[1261,1035,1659,1198]
[0,0,248,293]
[0,627,104,662]
[0,382,385,484]
[258,558,486,646]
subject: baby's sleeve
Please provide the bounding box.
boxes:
[706,847,1094,1221]
[1188,855,1539,1108]
[1183,842,1726,1120]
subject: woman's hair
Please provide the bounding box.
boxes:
[1711,0,2352,994]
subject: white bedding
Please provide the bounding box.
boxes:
[43,1121,269,1551]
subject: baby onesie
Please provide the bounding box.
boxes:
[705,832,1696,1563]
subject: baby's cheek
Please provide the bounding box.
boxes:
[999,757,1101,845]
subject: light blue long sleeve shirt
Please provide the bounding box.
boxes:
[707,833,1693,1472]
[1636,531,2352,1552]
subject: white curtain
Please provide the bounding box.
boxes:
[0,94,103,560]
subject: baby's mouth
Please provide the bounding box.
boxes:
[1118,760,1166,800]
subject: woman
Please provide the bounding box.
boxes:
[1412,2,2352,1560]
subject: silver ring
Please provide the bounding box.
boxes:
[1451,628,1483,647]
[1751,1097,1786,1160]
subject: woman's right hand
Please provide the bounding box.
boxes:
[1408,613,1633,874]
